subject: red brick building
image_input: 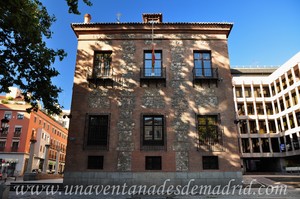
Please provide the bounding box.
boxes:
[64,13,241,186]
[0,88,68,175]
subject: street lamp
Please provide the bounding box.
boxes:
[1,117,9,133]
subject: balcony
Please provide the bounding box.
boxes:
[13,131,21,137]
[196,127,224,152]
[11,146,18,152]
[0,146,5,151]
[140,67,166,87]
[50,144,55,149]
[87,68,115,88]
[49,154,56,160]
[0,132,8,138]
[192,67,219,87]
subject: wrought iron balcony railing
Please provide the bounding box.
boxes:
[13,131,21,137]
[0,132,8,137]
[87,68,114,80]
[193,67,218,79]
[11,146,19,152]
[140,67,166,79]
[87,68,116,87]
[196,127,224,152]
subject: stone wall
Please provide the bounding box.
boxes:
[170,40,191,172]
[64,171,242,187]
[115,38,137,171]
[66,27,241,186]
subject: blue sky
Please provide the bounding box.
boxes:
[43,0,300,110]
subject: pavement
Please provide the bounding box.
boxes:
[5,175,63,184]
[2,174,300,198]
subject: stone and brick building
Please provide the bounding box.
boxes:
[232,52,300,172]
[64,13,241,186]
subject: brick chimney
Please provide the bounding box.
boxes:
[142,13,163,23]
[84,14,91,23]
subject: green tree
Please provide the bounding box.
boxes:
[0,0,91,115]
[66,0,92,14]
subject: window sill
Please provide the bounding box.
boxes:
[84,145,109,151]
[141,145,166,151]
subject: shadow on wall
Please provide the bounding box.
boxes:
[65,30,240,172]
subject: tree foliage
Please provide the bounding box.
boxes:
[66,0,92,14]
[0,0,67,115]
[0,0,92,115]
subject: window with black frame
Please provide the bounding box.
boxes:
[17,113,24,119]
[4,112,12,120]
[194,51,212,77]
[14,127,22,137]
[143,115,164,146]
[145,156,162,170]
[0,141,6,151]
[144,50,162,77]
[87,115,109,147]
[93,52,112,77]
[202,156,219,170]
[87,156,104,170]
[11,141,19,151]
[197,115,219,146]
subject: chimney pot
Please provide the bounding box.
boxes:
[84,14,91,23]
[142,13,163,23]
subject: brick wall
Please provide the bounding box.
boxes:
[65,23,241,186]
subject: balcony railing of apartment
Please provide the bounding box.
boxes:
[0,146,5,151]
[140,67,166,87]
[87,68,116,88]
[49,154,57,160]
[196,127,224,152]
[11,146,18,152]
[0,132,8,137]
[13,131,21,137]
[192,67,219,87]
[50,144,60,150]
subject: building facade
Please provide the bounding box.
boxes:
[232,52,300,172]
[0,88,68,175]
[64,13,241,186]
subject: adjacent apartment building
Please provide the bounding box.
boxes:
[0,88,69,175]
[232,52,300,172]
[64,13,241,186]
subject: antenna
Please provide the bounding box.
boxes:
[116,13,121,23]
[151,20,155,45]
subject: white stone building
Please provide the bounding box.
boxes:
[232,52,300,172]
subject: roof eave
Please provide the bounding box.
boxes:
[71,22,233,37]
